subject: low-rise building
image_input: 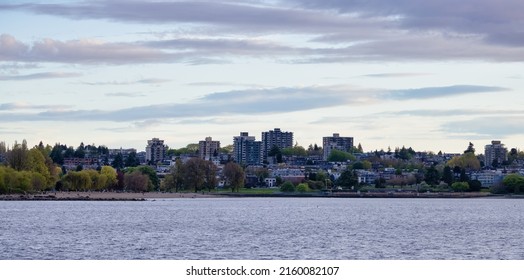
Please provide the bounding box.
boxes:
[470,170,505,188]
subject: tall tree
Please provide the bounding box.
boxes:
[464,142,475,154]
[100,166,118,189]
[164,158,185,192]
[223,162,244,192]
[6,140,29,171]
[124,171,149,192]
[124,151,140,167]
[442,166,454,186]
[336,168,358,189]
[111,153,124,169]
[424,165,440,185]
[74,142,86,158]
[184,158,207,192]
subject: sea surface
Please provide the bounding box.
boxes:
[1,197,523,260]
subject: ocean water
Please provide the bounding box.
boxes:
[0,198,523,260]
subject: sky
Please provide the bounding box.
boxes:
[1,0,523,153]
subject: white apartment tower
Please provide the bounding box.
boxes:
[261,128,293,159]
[199,137,220,160]
[145,138,166,164]
[322,133,354,160]
[484,140,508,167]
[233,132,262,165]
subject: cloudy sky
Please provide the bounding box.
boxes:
[1,0,523,153]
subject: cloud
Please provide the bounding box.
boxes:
[0,83,506,123]
[3,1,524,63]
[0,34,174,64]
[385,85,507,100]
[105,92,146,98]
[0,1,366,33]
[0,102,71,111]
[0,72,81,80]
[387,109,524,117]
[0,85,354,122]
[84,78,170,86]
[295,0,524,47]
[442,116,524,138]
[361,73,431,78]
[0,62,40,74]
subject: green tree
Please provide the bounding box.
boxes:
[100,166,118,189]
[50,143,65,164]
[464,142,475,154]
[336,169,358,189]
[268,145,283,163]
[327,150,355,162]
[447,152,481,170]
[468,179,482,192]
[451,181,470,192]
[74,142,86,158]
[184,158,207,192]
[424,166,440,185]
[281,146,307,157]
[220,145,234,154]
[163,159,185,192]
[296,183,310,193]
[0,141,6,161]
[502,173,524,194]
[280,181,295,192]
[61,171,91,191]
[6,140,29,171]
[27,148,52,187]
[127,166,159,191]
[223,162,244,192]
[442,166,454,186]
[124,171,149,192]
[203,160,217,192]
[124,151,140,167]
[111,153,124,169]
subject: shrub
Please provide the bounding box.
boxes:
[280,181,295,192]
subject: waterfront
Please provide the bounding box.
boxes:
[1,198,523,259]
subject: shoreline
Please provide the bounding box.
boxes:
[0,191,222,201]
[0,191,521,201]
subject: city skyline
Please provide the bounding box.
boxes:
[1,0,524,153]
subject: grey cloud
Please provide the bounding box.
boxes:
[105,93,146,97]
[388,109,524,117]
[1,1,365,33]
[0,72,81,80]
[0,85,354,122]
[85,78,170,85]
[2,1,524,63]
[149,38,311,56]
[295,0,524,47]
[0,34,174,64]
[442,116,524,138]
[0,102,71,111]
[0,62,40,74]
[361,73,431,78]
[0,84,507,122]
[385,85,507,100]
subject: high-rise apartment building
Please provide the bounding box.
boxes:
[145,138,166,164]
[199,137,220,160]
[485,140,508,167]
[233,132,262,165]
[262,128,293,159]
[322,133,354,160]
